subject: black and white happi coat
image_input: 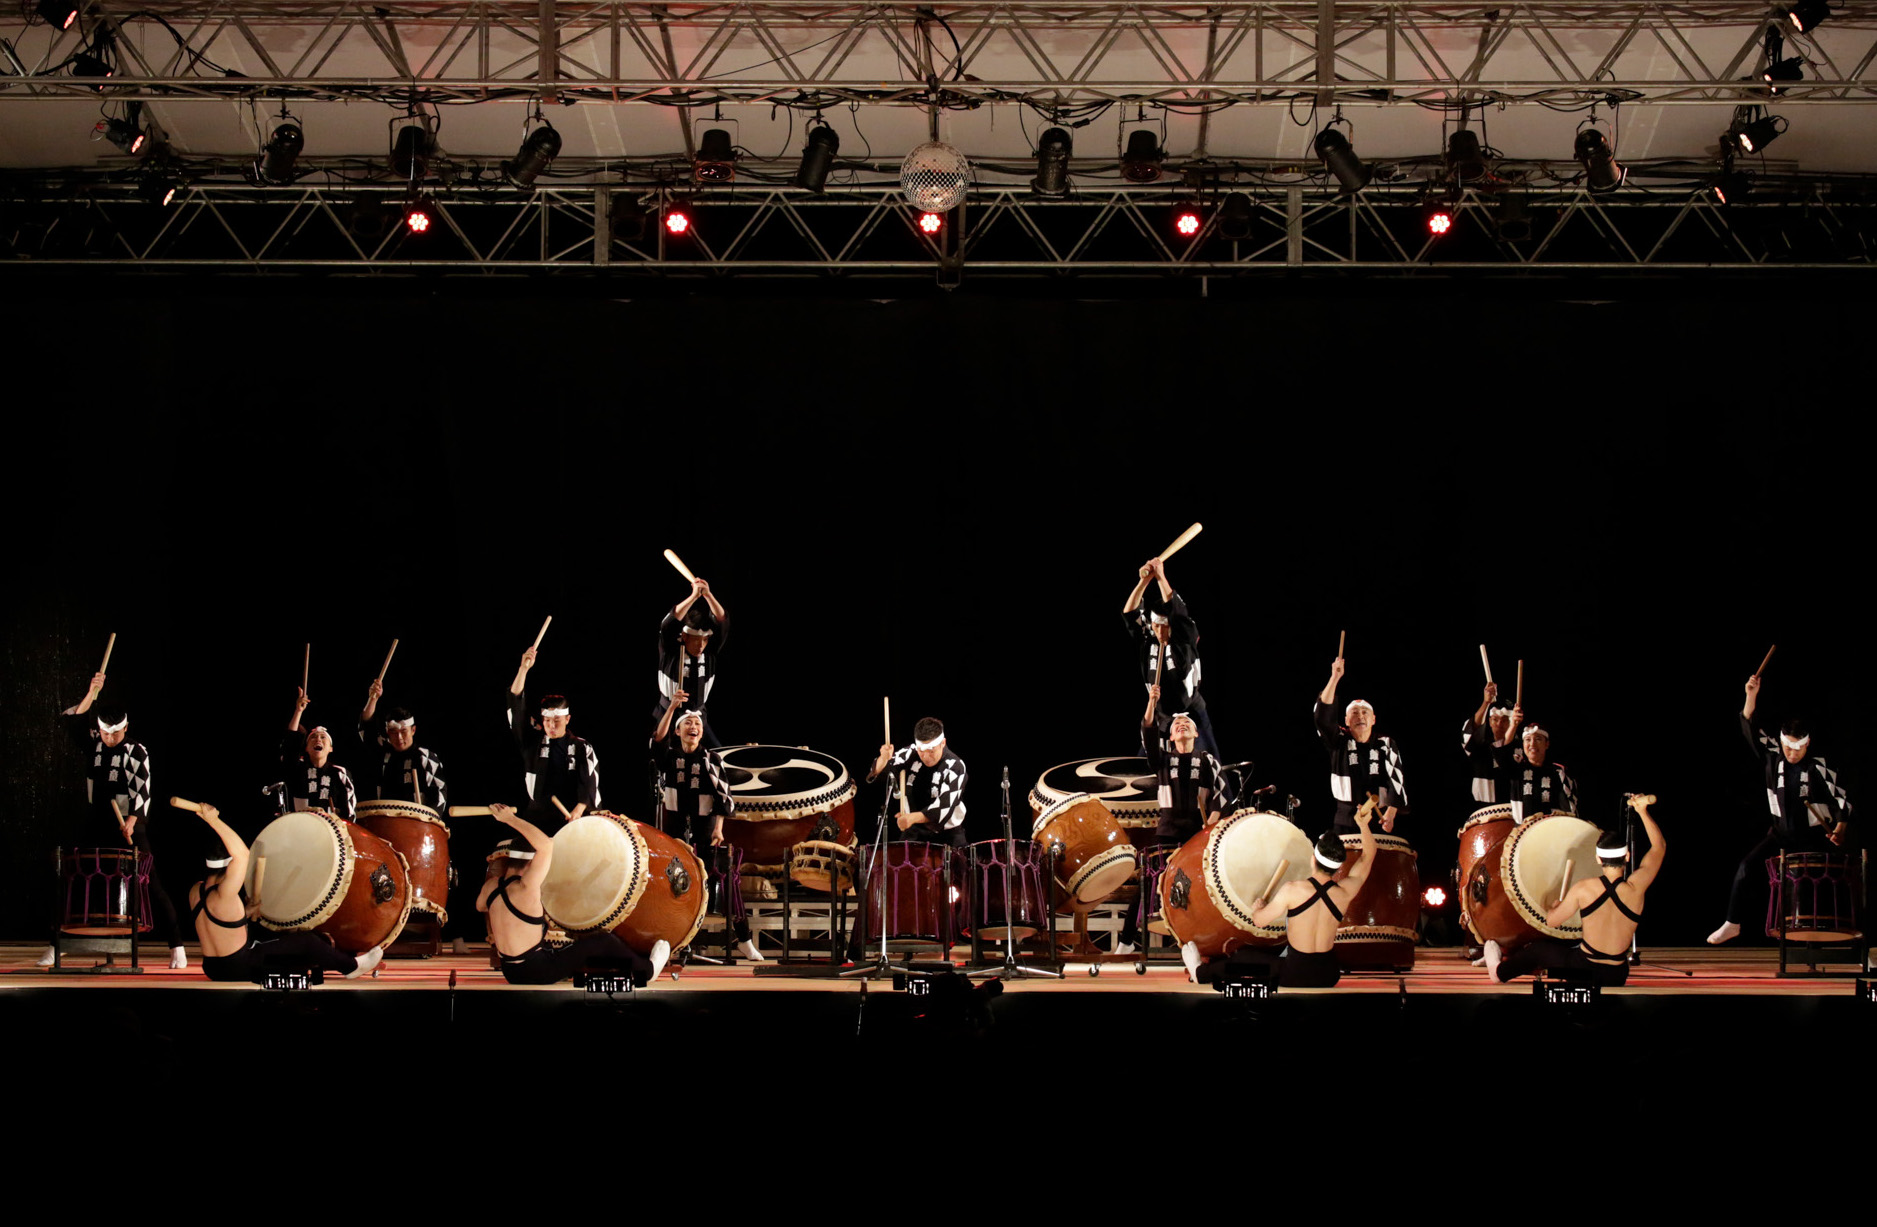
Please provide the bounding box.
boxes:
[1125,592,1205,715]
[356,720,448,809]
[277,731,357,820]
[650,734,735,845]
[880,744,969,846]
[1462,718,1509,805]
[1741,714,1850,840]
[506,690,601,819]
[65,715,153,835]
[1141,720,1223,844]
[1313,700,1409,832]
[656,608,729,720]
[1492,743,1577,822]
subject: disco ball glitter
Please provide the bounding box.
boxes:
[900,141,971,212]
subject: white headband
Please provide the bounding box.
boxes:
[1780,733,1810,750]
[682,626,714,638]
[204,855,232,869]
[676,709,705,726]
[1489,706,1513,718]
[540,707,570,718]
[306,725,331,738]
[1596,842,1629,859]
[495,840,535,861]
[1170,711,1194,722]
[912,733,946,751]
[385,717,415,730]
[96,716,128,734]
[1345,700,1374,718]
[1522,725,1549,740]
[1314,846,1345,870]
[1149,612,1168,626]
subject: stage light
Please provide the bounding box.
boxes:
[402,196,435,234]
[1573,127,1624,193]
[794,123,840,193]
[1032,126,1071,197]
[1173,205,1202,237]
[1763,57,1804,95]
[1217,191,1253,240]
[664,203,692,235]
[608,193,649,242]
[1313,126,1371,193]
[37,0,80,30]
[1121,129,1164,183]
[1787,0,1830,32]
[72,51,112,85]
[139,168,181,207]
[1446,129,1487,182]
[504,124,561,189]
[391,124,433,182]
[1712,168,1750,205]
[694,128,737,183]
[98,116,145,156]
[1722,114,1787,155]
[1426,202,1453,235]
[917,210,943,234]
[1422,885,1449,909]
[257,122,304,185]
[901,141,970,212]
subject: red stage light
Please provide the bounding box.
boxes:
[1174,210,1202,237]
[918,211,943,234]
[1427,209,1453,236]
[1422,885,1448,909]
[404,208,431,234]
[664,208,691,235]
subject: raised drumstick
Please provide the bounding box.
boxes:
[664,549,697,583]
[532,616,553,651]
[1158,521,1204,562]
[448,805,494,817]
[883,696,892,748]
[302,643,310,693]
[1479,644,1493,684]
[551,796,572,819]
[99,632,117,674]
[1629,793,1658,809]
[1256,858,1291,908]
[1338,629,1346,658]
[169,796,203,812]
[1755,644,1776,678]
[376,638,399,685]
[1515,660,1524,708]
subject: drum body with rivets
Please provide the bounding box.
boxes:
[1331,832,1420,968]
[1031,793,1137,909]
[356,799,451,924]
[252,810,413,954]
[1456,804,1514,944]
[1159,809,1311,959]
[1466,813,1599,951]
[542,812,707,952]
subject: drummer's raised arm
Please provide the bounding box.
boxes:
[193,802,251,910]
[652,689,688,744]
[696,578,726,624]
[1123,564,1153,615]
[509,646,537,697]
[673,578,706,622]
[493,805,556,885]
[1142,682,1161,729]
[287,685,310,732]
[1317,656,1344,707]
[1630,798,1667,891]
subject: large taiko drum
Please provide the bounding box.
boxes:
[58,848,152,936]
[541,812,707,953]
[789,840,857,894]
[1332,832,1420,968]
[1031,757,1160,850]
[252,810,413,954]
[717,745,857,877]
[1466,813,1600,951]
[356,799,452,924]
[966,839,1048,941]
[1160,809,1312,959]
[1032,793,1138,909]
[855,841,965,951]
[1766,852,1863,942]
[1456,804,1515,943]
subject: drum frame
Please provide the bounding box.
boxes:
[1770,848,1869,978]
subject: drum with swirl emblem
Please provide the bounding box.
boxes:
[716,745,857,878]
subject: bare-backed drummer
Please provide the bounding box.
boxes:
[651,691,761,961]
[358,679,447,808]
[1314,655,1407,835]
[507,646,600,842]
[866,718,969,847]
[1488,796,1665,986]
[1462,682,1514,806]
[187,799,384,982]
[281,686,356,821]
[47,670,187,970]
[1117,683,1225,955]
[655,577,728,747]
[1707,673,1851,945]
[1123,557,1216,756]
[1494,706,1577,823]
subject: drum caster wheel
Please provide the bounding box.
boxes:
[1089,964,1099,978]
[1135,962,1147,976]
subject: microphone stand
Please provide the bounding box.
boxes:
[968,766,1061,981]
[841,766,916,981]
[1623,794,1692,977]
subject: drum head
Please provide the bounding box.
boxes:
[355,799,447,831]
[1503,814,1599,938]
[252,811,347,929]
[542,815,651,931]
[1458,803,1513,836]
[1029,757,1158,817]
[718,745,856,821]
[1205,811,1313,936]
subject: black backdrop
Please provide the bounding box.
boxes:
[2,277,1868,944]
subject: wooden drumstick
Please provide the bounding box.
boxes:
[1754,644,1776,678]
[897,770,909,816]
[1338,629,1346,659]
[413,766,423,804]
[1515,660,1524,709]
[664,549,697,583]
[1556,859,1574,909]
[1256,858,1290,908]
[1479,644,1493,684]
[883,696,892,747]
[1629,793,1658,810]
[1158,522,1204,562]
[110,799,130,845]
[99,631,117,675]
[448,805,494,817]
[532,616,552,651]
[551,796,572,820]
[1154,641,1167,686]
[250,856,266,904]
[376,638,399,685]
[169,796,203,812]
[302,643,310,693]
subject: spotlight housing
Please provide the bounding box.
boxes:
[1722,114,1787,155]
[504,124,561,189]
[72,51,113,85]
[38,0,81,29]
[1032,126,1072,198]
[1217,191,1254,240]
[257,122,304,185]
[1787,0,1830,32]
[1121,129,1165,183]
[1573,127,1624,194]
[608,193,649,242]
[1712,168,1750,205]
[1763,57,1804,95]
[139,167,181,207]
[391,124,433,182]
[694,128,738,184]
[98,116,146,156]
[1446,130,1487,182]
[1313,126,1371,193]
[793,123,840,194]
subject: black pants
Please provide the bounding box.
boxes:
[1119,836,1184,945]
[70,815,186,949]
[1494,937,1629,985]
[200,932,360,982]
[500,932,653,986]
[1196,944,1341,988]
[1726,825,1833,925]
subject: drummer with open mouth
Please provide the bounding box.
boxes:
[1117,683,1224,956]
[359,679,447,809]
[651,688,761,961]
[282,686,357,821]
[1495,707,1576,823]
[1463,682,1514,806]
[656,576,728,747]
[867,718,968,846]
[1314,656,1406,835]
